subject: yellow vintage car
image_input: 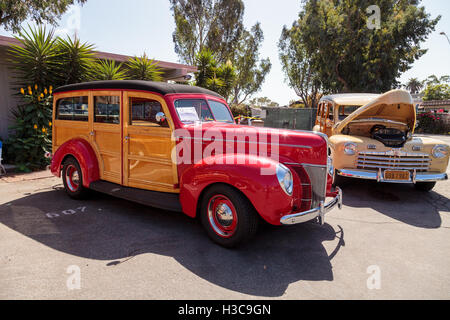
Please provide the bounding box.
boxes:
[313,89,449,191]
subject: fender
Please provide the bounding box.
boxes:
[179,154,297,225]
[50,138,100,188]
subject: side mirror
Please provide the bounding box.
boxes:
[155,112,166,124]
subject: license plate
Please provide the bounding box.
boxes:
[384,170,410,181]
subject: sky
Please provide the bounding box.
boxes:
[1,0,449,106]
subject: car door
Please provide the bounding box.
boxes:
[122,91,179,193]
[90,91,122,184]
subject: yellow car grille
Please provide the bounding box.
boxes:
[357,151,430,172]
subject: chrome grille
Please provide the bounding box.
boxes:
[357,151,430,172]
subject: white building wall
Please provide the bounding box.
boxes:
[0,47,21,141]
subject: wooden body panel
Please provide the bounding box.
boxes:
[53,89,179,193]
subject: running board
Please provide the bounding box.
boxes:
[89,181,183,212]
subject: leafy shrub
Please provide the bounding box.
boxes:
[416,112,450,135]
[4,86,53,171]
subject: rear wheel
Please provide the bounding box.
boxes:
[414,182,436,192]
[62,157,88,199]
[200,184,259,248]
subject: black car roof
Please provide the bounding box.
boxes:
[53,80,224,99]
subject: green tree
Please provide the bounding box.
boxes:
[55,35,96,86]
[249,97,279,109]
[230,23,271,105]
[90,59,127,81]
[170,0,270,103]
[279,22,322,108]
[194,48,236,101]
[423,84,450,101]
[0,0,87,32]
[170,0,244,65]
[8,25,60,89]
[125,54,163,81]
[405,78,424,94]
[282,0,440,93]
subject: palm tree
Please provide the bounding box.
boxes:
[405,78,423,94]
[55,35,96,85]
[90,59,127,80]
[125,53,163,81]
[8,25,60,89]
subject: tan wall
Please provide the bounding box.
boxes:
[0,47,21,141]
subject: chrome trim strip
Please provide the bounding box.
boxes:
[357,164,429,170]
[280,188,342,225]
[179,136,312,149]
[359,151,429,157]
[358,156,431,162]
[337,169,448,183]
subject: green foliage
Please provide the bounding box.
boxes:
[231,23,271,105]
[229,104,250,118]
[125,54,163,81]
[404,78,423,94]
[6,25,95,171]
[279,23,322,108]
[416,112,449,134]
[90,59,127,81]
[282,0,440,93]
[170,0,245,65]
[4,87,53,171]
[249,97,279,108]
[423,84,450,101]
[194,49,236,101]
[170,0,270,103]
[55,35,96,85]
[8,25,60,89]
[0,0,87,32]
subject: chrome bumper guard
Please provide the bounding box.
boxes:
[280,187,342,225]
[337,169,448,184]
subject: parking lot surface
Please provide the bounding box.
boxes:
[1,135,449,300]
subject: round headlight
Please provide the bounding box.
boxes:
[432,144,449,159]
[276,164,293,196]
[344,142,357,155]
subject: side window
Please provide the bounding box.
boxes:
[94,96,120,124]
[56,96,89,121]
[129,97,168,127]
[328,105,334,121]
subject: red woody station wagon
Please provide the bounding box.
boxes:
[50,80,342,247]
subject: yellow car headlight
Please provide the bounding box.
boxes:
[344,142,357,155]
[432,144,449,159]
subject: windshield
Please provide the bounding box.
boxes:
[338,105,361,121]
[174,99,234,123]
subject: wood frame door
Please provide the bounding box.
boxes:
[123,91,179,194]
[89,91,123,184]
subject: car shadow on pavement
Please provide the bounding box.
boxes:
[338,178,448,228]
[0,187,345,297]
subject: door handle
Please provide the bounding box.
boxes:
[90,131,95,136]
[124,136,130,142]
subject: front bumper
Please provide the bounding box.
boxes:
[280,187,342,225]
[337,169,448,183]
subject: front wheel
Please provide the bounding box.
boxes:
[200,184,259,248]
[414,181,436,192]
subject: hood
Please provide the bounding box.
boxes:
[334,90,415,134]
[182,122,329,166]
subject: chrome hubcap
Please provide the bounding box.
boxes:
[207,195,238,238]
[215,203,234,227]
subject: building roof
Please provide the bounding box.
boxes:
[320,93,380,106]
[53,80,224,99]
[421,100,450,107]
[0,35,197,81]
